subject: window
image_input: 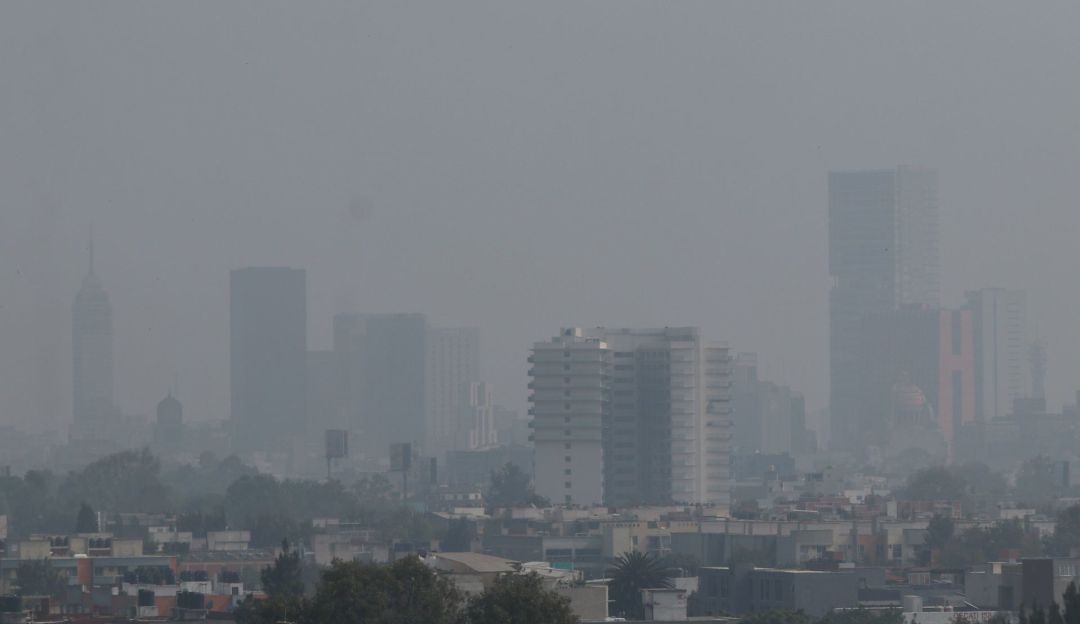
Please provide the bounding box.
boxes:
[564,495,572,504]
[564,469,571,475]
[564,443,572,449]
[565,456,571,462]
[564,481,572,488]
[564,429,571,436]
[564,416,571,423]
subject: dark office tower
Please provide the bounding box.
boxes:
[72,237,115,427]
[361,314,428,453]
[332,313,367,435]
[230,267,307,453]
[154,393,184,450]
[828,166,939,449]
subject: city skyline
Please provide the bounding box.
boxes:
[4,2,1080,435]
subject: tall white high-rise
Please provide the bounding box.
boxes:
[965,289,1027,420]
[459,381,496,450]
[529,327,731,507]
[426,327,480,458]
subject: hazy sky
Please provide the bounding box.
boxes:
[2,2,1079,433]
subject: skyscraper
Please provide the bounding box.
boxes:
[331,314,483,459]
[529,327,731,507]
[964,289,1027,421]
[859,306,975,459]
[426,327,480,459]
[828,166,939,449]
[229,267,307,453]
[459,381,496,450]
[72,238,115,428]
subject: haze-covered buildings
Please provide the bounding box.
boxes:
[828,166,940,450]
[529,327,732,507]
[229,267,307,454]
[965,288,1028,422]
[72,239,115,431]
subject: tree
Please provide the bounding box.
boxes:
[817,610,903,624]
[262,540,304,600]
[1050,602,1065,624]
[354,474,396,506]
[465,572,576,624]
[234,541,306,624]
[486,463,548,508]
[15,560,67,597]
[920,515,954,565]
[900,466,967,502]
[938,519,1041,567]
[301,556,463,624]
[75,502,97,533]
[59,449,171,513]
[608,551,673,619]
[740,610,811,624]
[1015,457,1064,506]
[1065,581,1080,624]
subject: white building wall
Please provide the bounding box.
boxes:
[530,331,608,505]
[426,327,480,458]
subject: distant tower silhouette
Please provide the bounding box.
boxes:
[154,393,184,449]
[72,231,115,426]
[1029,341,1047,401]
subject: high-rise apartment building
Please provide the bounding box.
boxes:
[229,267,307,453]
[426,327,480,458]
[828,166,939,449]
[964,289,1027,421]
[459,381,496,450]
[529,327,731,507]
[331,314,483,459]
[72,239,115,428]
[731,353,816,456]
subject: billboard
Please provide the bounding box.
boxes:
[390,443,412,472]
[325,430,349,459]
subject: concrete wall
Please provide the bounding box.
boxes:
[557,585,608,621]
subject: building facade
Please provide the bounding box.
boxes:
[859,306,975,458]
[459,381,496,450]
[229,267,307,453]
[426,327,480,459]
[828,166,939,450]
[965,288,1027,421]
[529,327,731,507]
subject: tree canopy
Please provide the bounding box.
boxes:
[302,557,462,624]
[486,463,548,508]
[608,551,674,619]
[74,502,97,533]
[465,573,577,624]
[15,559,67,597]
